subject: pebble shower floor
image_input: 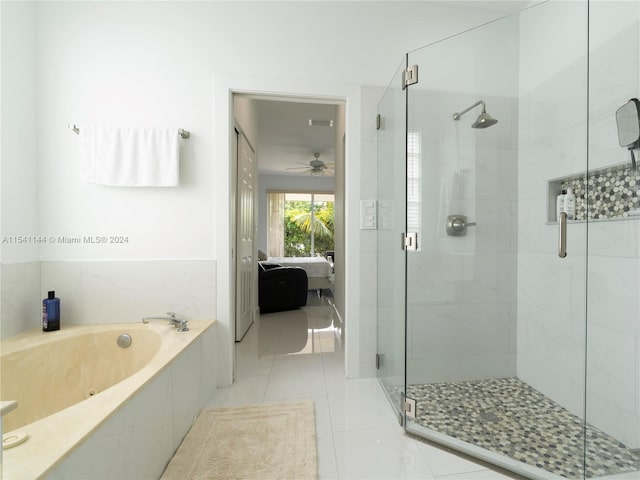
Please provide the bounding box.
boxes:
[399,378,640,478]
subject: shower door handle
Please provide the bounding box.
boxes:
[558,212,567,258]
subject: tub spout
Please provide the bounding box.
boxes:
[142,312,189,332]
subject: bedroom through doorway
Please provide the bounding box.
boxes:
[233,93,345,346]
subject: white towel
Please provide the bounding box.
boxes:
[80,126,179,186]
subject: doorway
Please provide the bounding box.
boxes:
[214,75,363,388]
[232,93,346,353]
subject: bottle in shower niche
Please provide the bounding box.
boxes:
[556,188,566,221]
[42,291,60,332]
[565,187,576,220]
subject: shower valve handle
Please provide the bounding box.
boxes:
[446,215,476,237]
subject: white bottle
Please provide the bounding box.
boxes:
[556,189,566,221]
[565,187,576,220]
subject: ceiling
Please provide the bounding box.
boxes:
[249,1,542,179]
[255,99,340,177]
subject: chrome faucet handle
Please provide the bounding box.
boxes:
[175,320,189,332]
[166,312,189,331]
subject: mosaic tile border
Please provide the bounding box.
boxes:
[558,163,640,221]
[391,378,640,479]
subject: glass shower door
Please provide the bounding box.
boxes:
[376,58,407,420]
[585,1,640,478]
[402,3,592,479]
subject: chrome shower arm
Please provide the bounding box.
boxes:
[452,100,486,120]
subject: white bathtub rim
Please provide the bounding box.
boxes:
[2,319,215,480]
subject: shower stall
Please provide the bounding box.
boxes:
[376,1,640,479]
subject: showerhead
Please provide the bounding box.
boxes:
[453,100,498,129]
[472,111,498,129]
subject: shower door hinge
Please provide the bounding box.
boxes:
[375,353,382,369]
[401,393,417,418]
[376,114,381,130]
[402,64,418,89]
[402,232,418,251]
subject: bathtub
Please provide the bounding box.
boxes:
[1,319,216,480]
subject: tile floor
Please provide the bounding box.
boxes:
[205,293,519,480]
[406,379,640,479]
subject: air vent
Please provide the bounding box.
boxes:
[308,119,334,127]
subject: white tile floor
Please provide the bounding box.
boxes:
[205,293,517,480]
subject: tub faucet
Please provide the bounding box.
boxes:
[142,312,189,332]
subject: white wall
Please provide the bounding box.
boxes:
[234,96,260,152]
[1,1,41,337]
[358,87,384,377]
[518,0,640,448]
[333,102,347,329]
[36,3,214,262]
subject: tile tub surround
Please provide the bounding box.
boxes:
[2,320,216,480]
[40,259,216,327]
[405,378,640,479]
[0,260,216,339]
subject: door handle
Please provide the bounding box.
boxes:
[558,212,567,258]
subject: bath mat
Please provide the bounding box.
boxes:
[161,401,317,480]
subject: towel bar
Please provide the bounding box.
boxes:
[68,124,190,139]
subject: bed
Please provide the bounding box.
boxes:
[261,256,333,291]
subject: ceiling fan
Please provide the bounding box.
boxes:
[285,153,334,176]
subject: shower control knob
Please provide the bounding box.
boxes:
[446,214,476,236]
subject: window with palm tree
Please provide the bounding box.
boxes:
[267,192,334,257]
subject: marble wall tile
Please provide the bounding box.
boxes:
[46,405,128,479]
[586,312,640,448]
[461,252,517,304]
[358,306,377,364]
[1,262,41,337]
[407,251,463,306]
[40,259,216,326]
[408,302,515,384]
[121,368,175,480]
[586,390,640,451]
[199,326,218,406]
[587,256,640,336]
[587,325,636,413]
[170,335,204,446]
[359,256,377,308]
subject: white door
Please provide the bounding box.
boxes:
[235,130,256,341]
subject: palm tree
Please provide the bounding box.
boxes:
[293,202,334,255]
[293,211,333,240]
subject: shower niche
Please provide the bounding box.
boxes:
[547,161,640,223]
